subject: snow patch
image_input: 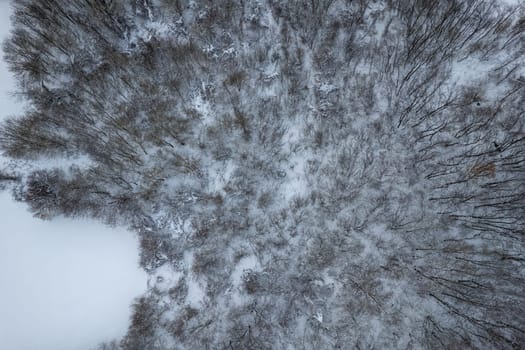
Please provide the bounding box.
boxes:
[149,264,183,293]
[186,277,206,308]
[281,153,310,201]
[181,250,207,308]
[318,82,337,94]
[192,92,214,126]
[208,160,236,194]
[450,57,496,87]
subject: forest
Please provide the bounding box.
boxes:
[1,0,524,349]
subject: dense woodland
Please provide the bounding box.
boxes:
[1,0,524,349]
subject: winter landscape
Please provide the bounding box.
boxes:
[0,0,524,349]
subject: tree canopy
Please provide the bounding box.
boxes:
[2,0,524,349]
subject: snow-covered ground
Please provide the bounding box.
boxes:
[0,2,147,349]
[0,194,147,350]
